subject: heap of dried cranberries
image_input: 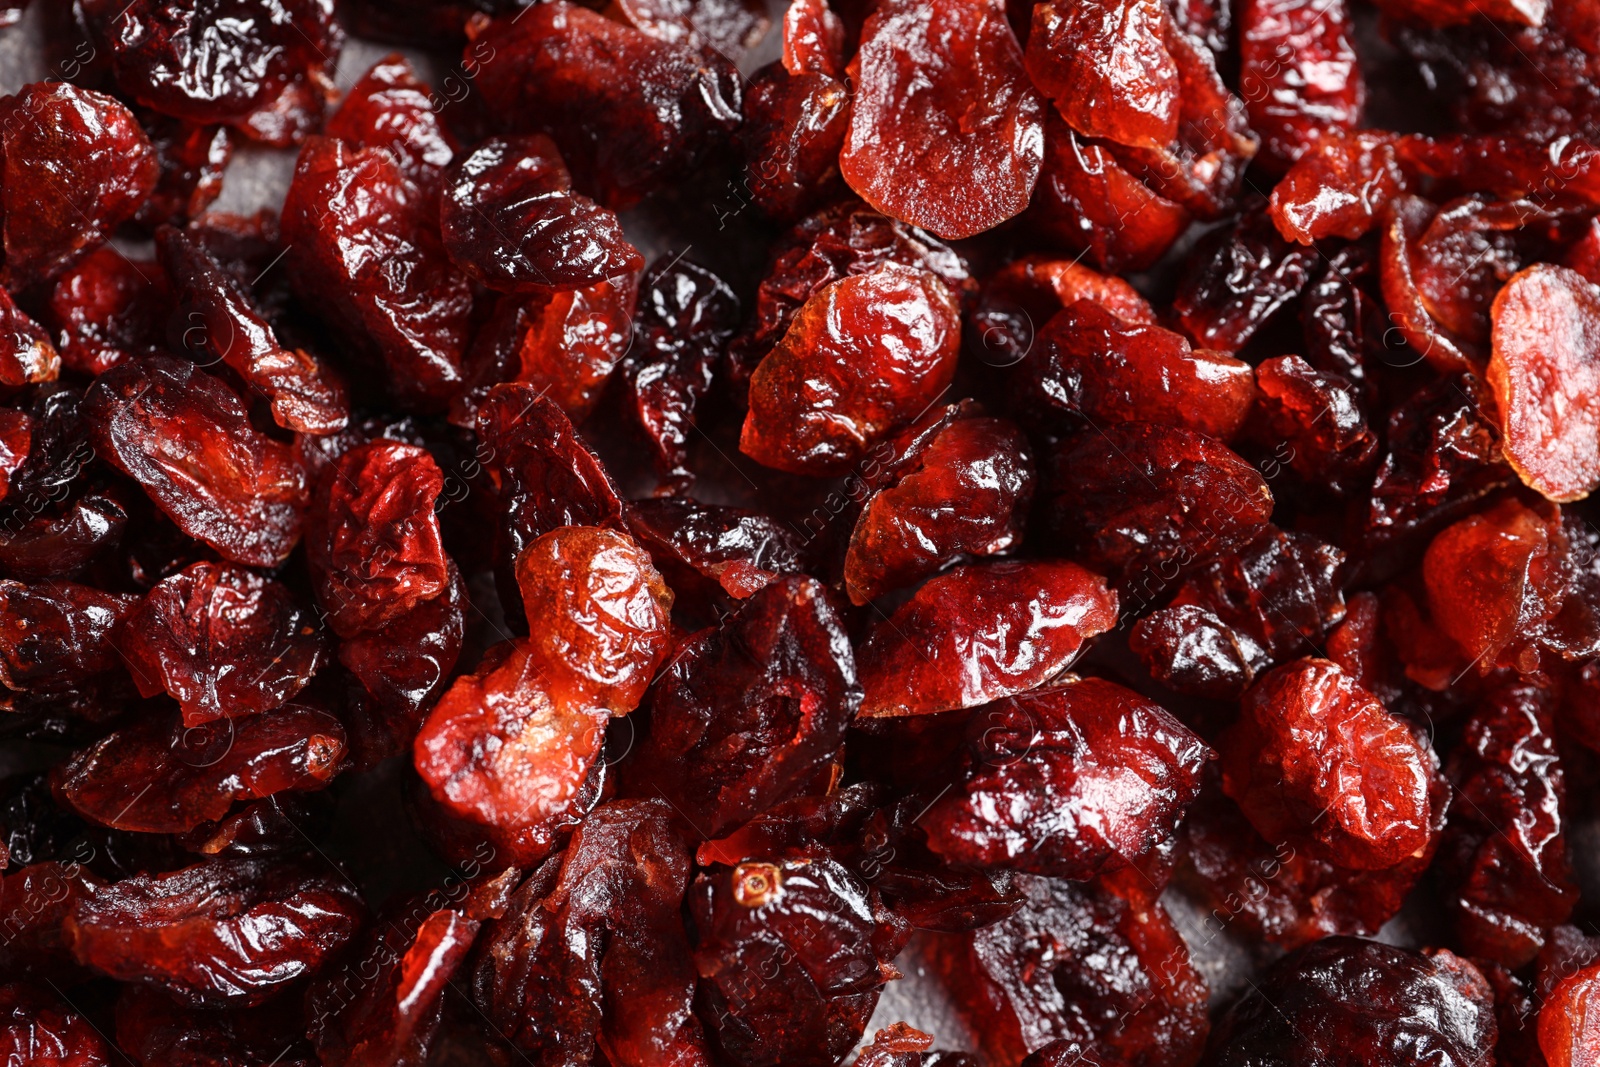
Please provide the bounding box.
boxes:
[3,0,1600,1063]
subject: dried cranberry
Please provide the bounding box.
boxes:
[624,497,805,603]
[467,1,741,208]
[325,54,458,197]
[1422,496,1569,675]
[307,440,449,639]
[118,561,328,725]
[1488,264,1600,502]
[1219,657,1438,870]
[627,575,858,838]
[1269,130,1410,244]
[84,354,306,567]
[620,256,740,491]
[1027,0,1179,152]
[67,855,364,1005]
[921,678,1209,879]
[307,906,478,1067]
[0,83,158,286]
[730,200,969,389]
[741,265,961,475]
[0,288,58,392]
[0,579,136,713]
[513,525,674,714]
[441,136,642,292]
[1013,299,1257,441]
[1237,0,1364,170]
[1044,421,1274,589]
[282,137,471,411]
[857,560,1118,717]
[133,115,233,229]
[498,803,704,1061]
[845,414,1034,604]
[928,873,1209,1067]
[1173,200,1319,353]
[413,638,610,850]
[0,982,114,1066]
[80,0,341,144]
[47,247,171,376]
[692,855,906,1067]
[157,225,347,436]
[1027,114,1191,274]
[55,702,346,834]
[740,64,851,223]
[841,0,1043,239]
[1438,682,1576,968]
[1206,938,1496,1064]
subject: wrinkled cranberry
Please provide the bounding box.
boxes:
[928,874,1209,1067]
[841,0,1043,239]
[1134,525,1348,695]
[55,702,346,833]
[474,799,708,1066]
[413,638,610,850]
[47,248,171,376]
[1027,0,1178,152]
[467,1,741,208]
[1269,130,1410,244]
[1439,681,1576,967]
[282,137,471,411]
[627,575,858,838]
[1205,938,1496,1064]
[1422,496,1569,675]
[307,440,449,639]
[325,54,458,197]
[740,64,851,223]
[1044,421,1274,589]
[857,560,1118,717]
[0,579,135,713]
[134,115,233,229]
[620,256,740,491]
[693,854,906,1067]
[308,906,478,1067]
[1027,114,1191,274]
[1013,299,1256,441]
[845,414,1034,604]
[84,354,307,567]
[441,136,642,292]
[741,265,961,476]
[973,255,1156,372]
[1251,354,1378,494]
[118,561,328,725]
[1237,0,1364,170]
[1179,769,1448,949]
[624,497,805,603]
[1219,657,1438,870]
[67,855,364,1005]
[730,200,969,388]
[157,225,347,436]
[0,982,114,1066]
[921,678,1210,879]
[1173,200,1319,353]
[337,563,465,725]
[80,0,341,145]
[513,525,674,714]
[0,83,158,286]
[0,289,58,392]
